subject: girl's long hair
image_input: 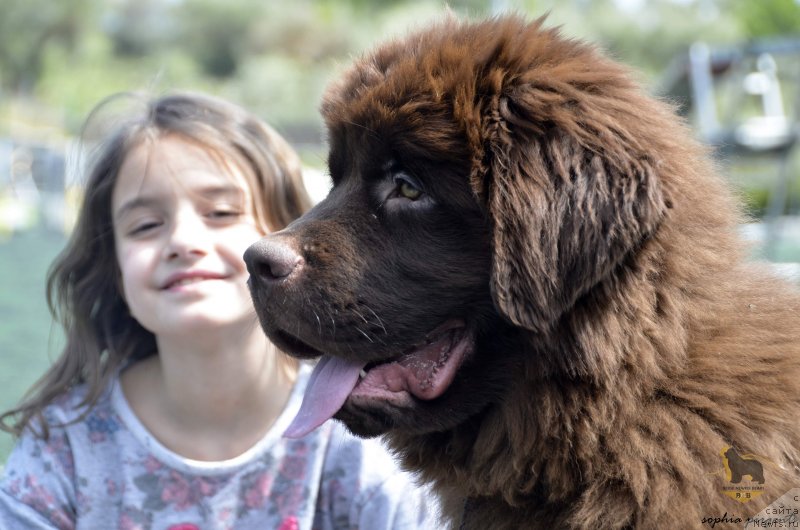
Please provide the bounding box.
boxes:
[0,91,313,438]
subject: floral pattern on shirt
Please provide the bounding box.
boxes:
[4,474,73,530]
[0,370,435,530]
[84,405,122,443]
[237,438,317,521]
[132,464,227,513]
[31,427,75,480]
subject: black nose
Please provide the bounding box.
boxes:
[244,237,304,282]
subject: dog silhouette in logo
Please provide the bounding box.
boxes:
[722,447,765,484]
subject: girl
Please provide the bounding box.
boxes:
[0,91,436,529]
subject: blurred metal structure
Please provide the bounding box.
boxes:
[660,39,800,259]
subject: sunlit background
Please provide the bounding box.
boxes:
[2,0,799,462]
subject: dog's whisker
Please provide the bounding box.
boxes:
[363,305,388,335]
[355,327,374,343]
[325,308,337,339]
[313,311,322,338]
[351,308,372,328]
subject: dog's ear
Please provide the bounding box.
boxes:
[482,92,669,334]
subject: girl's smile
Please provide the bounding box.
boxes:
[160,270,229,291]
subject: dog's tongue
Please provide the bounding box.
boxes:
[283,355,365,439]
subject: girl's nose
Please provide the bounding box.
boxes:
[164,211,210,260]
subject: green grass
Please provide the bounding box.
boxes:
[0,228,66,463]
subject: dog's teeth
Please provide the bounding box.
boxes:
[359,369,368,379]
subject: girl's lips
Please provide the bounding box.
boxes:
[161,271,227,290]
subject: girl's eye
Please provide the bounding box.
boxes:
[128,221,161,236]
[209,209,240,218]
[202,198,242,218]
[205,199,245,220]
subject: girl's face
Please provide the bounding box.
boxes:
[112,134,264,339]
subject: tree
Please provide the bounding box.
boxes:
[728,0,800,38]
[0,0,96,93]
[173,0,260,79]
[106,0,174,57]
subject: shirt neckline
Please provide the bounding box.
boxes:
[110,361,312,474]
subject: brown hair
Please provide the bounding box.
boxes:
[0,91,313,438]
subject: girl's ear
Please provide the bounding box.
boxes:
[483,95,668,334]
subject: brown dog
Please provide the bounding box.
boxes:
[244,15,800,529]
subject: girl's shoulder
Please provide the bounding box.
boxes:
[0,380,125,521]
[38,379,118,432]
[13,377,127,464]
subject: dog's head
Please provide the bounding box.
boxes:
[244,15,671,438]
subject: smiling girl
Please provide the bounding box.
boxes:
[0,91,435,529]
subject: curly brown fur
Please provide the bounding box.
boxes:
[245,15,800,529]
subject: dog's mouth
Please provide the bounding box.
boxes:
[283,319,473,438]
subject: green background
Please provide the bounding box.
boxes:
[0,229,65,461]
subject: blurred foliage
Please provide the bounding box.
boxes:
[0,0,799,144]
[741,186,800,219]
[541,0,743,76]
[731,0,800,38]
[0,0,93,91]
[174,0,256,78]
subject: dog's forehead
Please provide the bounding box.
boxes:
[321,16,611,172]
[324,92,472,188]
[321,16,586,121]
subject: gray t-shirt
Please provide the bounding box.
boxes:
[0,364,439,529]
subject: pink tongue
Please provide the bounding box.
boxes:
[284,355,365,439]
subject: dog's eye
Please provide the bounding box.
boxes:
[399,180,422,200]
[392,173,423,201]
